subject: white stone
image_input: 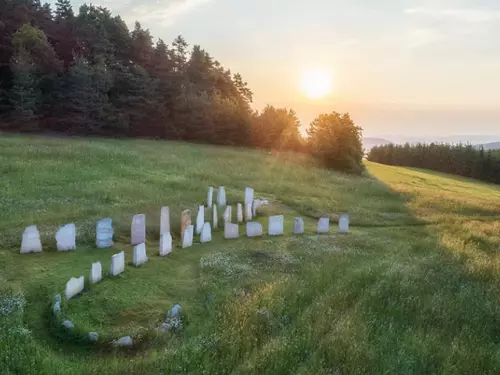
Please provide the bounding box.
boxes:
[56,223,76,251]
[339,214,349,233]
[53,301,61,314]
[180,210,191,243]
[20,225,42,254]
[63,320,74,329]
[133,243,148,266]
[160,207,170,235]
[196,205,205,234]
[90,262,102,284]
[317,218,330,234]
[160,233,172,256]
[200,222,212,243]
[261,200,270,206]
[223,206,232,224]
[245,203,253,221]
[252,199,261,217]
[237,203,243,223]
[131,214,146,245]
[182,225,194,248]
[212,204,218,229]
[244,187,254,205]
[293,218,305,234]
[115,336,133,347]
[217,186,227,206]
[96,218,113,248]
[207,187,214,207]
[224,223,239,239]
[65,276,84,300]
[111,251,125,276]
[246,222,263,237]
[268,215,284,236]
[88,332,99,342]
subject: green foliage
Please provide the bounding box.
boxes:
[253,105,303,151]
[307,112,364,173]
[9,48,39,123]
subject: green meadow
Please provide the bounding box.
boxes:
[1,134,500,374]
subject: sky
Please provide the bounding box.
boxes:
[65,0,500,139]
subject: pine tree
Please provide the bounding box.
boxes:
[9,48,39,124]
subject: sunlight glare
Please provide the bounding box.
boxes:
[301,69,333,99]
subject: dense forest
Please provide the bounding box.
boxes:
[368,143,500,184]
[0,0,364,173]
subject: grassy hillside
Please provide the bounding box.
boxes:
[1,134,500,374]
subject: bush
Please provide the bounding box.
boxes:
[307,112,363,173]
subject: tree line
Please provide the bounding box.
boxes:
[0,0,364,173]
[368,143,500,184]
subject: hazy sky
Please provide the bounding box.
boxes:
[67,0,500,138]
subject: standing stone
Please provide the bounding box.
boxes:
[180,210,191,243]
[252,199,261,217]
[56,223,76,251]
[246,222,263,237]
[207,187,214,207]
[160,207,170,235]
[293,218,305,234]
[317,218,330,234]
[224,223,239,239]
[212,204,218,229]
[65,276,84,299]
[20,225,42,254]
[133,243,148,266]
[96,218,114,248]
[131,214,146,245]
[223,206,232,224]
[111,251,125,276]
[200,222,212,243]
[244,187,254,205]
[196,205,205,235]
[245,203,253,221]
[339,213,350,233]
[182,225,194,248]
[268,215,284,236]
[90,262,102,284]
[236,203,243,223]
[217,186,227,207]
[160,233,173,256]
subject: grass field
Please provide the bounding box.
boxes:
[1,134,500,374]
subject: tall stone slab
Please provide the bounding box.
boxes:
[339,214,349,233]
[245,203,253,221]
[20,225,42,254]
[111,251,125,276]
[160,207,170,235]
[160,233,172,256]
[244,187,254,205]
[217,186,227,207]
[223,206,232,224]
[200,222,212,243]
[252,199,261,217]
[293,218,305,234]
[180,210,191,243]
[131,214,146,245]
[237,203,243,223]
[133,243,148,266]
[182,225,194,248]
[90,262,102,284]
[56,223,76,251]
[207,187,214,207]
[96,218,114,249]
[317,218,330,234]
[65,276,84,299]
[224,223,239,239]
[196,205,205,235]
[268,215,284,236]
[212,204,218,229]
[246,222,263,237]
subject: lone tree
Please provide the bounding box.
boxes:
[307,112,363,174]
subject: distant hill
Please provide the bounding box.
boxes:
[363,137,392,150]
[482,142,500,150]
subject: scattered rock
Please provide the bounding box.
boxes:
[63,320,74,329]
[53,301,61,314]
[54,294,61,304]
[167,304,182,319]
[88,332,99,342]
[156,322,172,333]
[115,336,133,347]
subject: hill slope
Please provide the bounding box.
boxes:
[482,141,500,150]
[1,135,500,375]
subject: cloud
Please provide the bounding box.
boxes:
[405,7,500,23]
[124,0,212,26]
[408,28,447,47]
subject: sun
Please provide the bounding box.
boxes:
[301,69,333,99]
